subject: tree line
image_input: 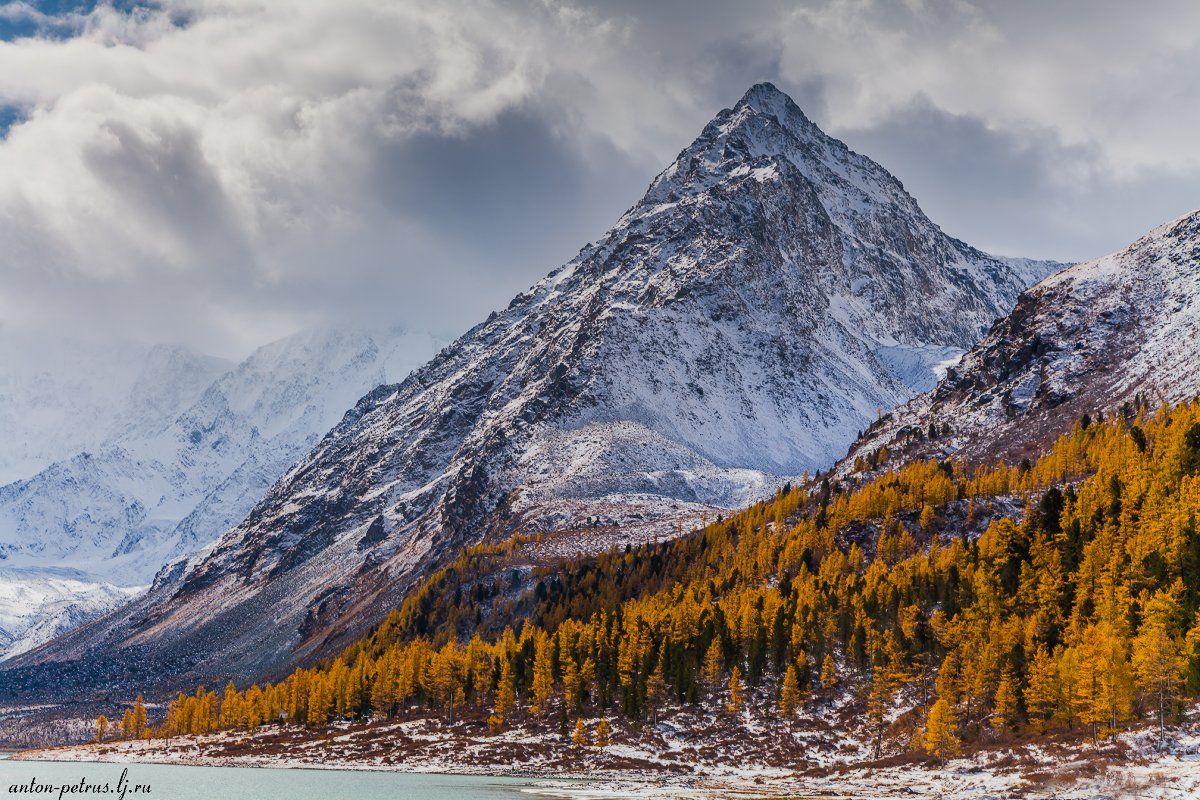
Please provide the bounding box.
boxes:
[101,400,1200,758]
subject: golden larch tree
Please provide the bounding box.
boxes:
[530,632,556,714]
[726,665,744,714]
[779,664,802,717]
[1023,647,1059,734]
[594,717,611,748]
[702,638,723,688]
[1132,590,1185,748]
[820,653,838,690]
[572,719,587,749]
[923,697,958,761]
[991,672,1019,734]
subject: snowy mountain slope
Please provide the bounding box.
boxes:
[0,326,440,582]
[10,83,1058,683]
[0,326,439,658]
[837,208,1200,472]
[0,568,143,659]
[0,338,230,486]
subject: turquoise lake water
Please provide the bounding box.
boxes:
[0,757,582,800]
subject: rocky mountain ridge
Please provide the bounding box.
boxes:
[6,83,1058,687]
[837,208,1200,474]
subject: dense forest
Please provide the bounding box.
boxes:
[104,399,1200,757]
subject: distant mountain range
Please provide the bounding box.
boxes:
[0,338,231,487]
[5,83,1061,689]
[0,326,440,658]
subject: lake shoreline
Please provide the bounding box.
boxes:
[7,748,802,800]
[12,717,1200,800]
[10,751,776,799]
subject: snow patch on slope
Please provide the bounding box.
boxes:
[874,344,965,393]
[0,568,143,659]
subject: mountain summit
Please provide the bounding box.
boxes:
[8,83,1059,687]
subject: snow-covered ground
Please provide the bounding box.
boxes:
[15,701,1195,798]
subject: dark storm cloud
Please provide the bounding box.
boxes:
[246,107,652,339]
[0,0,1196,357]
[374,110,640,268]
[838,98,1200,261]
[82,118,252,266]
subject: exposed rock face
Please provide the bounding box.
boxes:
[838,209,1200,473]
[5,83,1056,689]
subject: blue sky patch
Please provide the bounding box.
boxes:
[0,1,160,42]
[0,104,25,138]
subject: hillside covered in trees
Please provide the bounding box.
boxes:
[104,399,1200,763]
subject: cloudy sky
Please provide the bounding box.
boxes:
[0,0,1198,358]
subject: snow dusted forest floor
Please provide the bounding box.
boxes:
[14,702,1200,798]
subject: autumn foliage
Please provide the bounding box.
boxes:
[107,400,1200,755]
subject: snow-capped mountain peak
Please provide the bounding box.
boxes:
[737,81,803,116]
[9,84,1059,686]
[0,338,230,486]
